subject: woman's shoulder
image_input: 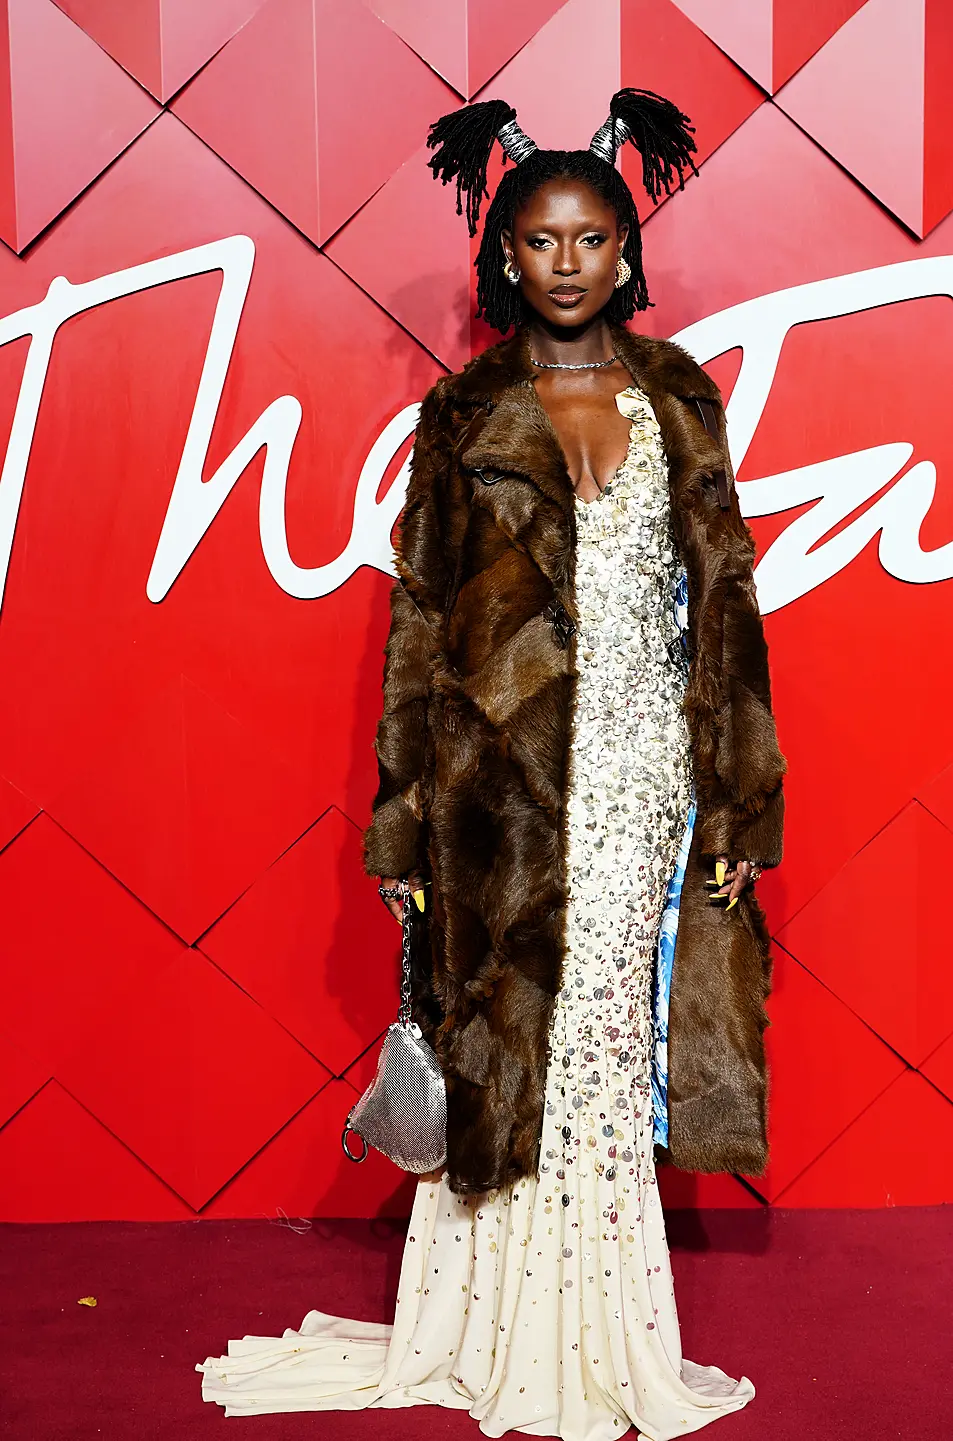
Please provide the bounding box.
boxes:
[612,326,723,407]
[420,330,527,416]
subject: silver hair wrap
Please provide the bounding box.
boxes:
[589,115,632,163]
[496,117,538,165]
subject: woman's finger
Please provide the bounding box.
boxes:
[724,876,746,910]
[707,856,737,899]
[407,871,427,912]
[724,861,758,910]
[379,876,406,924]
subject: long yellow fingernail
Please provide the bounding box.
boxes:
[725,896,738,911]
[412,888,425,912]
[715,861,726,887]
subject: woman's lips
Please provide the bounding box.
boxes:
[549,288,586,308]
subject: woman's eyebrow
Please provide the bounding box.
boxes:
[522,221,610,233]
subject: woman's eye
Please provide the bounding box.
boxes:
[526,237,551,249]
[581,234,607,247]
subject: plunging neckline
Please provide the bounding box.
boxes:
[574,408,639,507]
[573,386,642,506]
[525,378,643,507]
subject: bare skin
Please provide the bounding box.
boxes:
[378,177,759,1179]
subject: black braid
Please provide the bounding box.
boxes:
[426,99,517,237]
[475,149,650,334]
[608,87,698,203]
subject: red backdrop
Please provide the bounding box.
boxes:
[1,0,952,1221]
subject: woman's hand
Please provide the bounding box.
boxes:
[378,873,427,923]
[707,854,762,910]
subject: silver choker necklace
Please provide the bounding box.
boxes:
[531,353,618,370]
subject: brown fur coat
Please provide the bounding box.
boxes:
[363,322,786,1197]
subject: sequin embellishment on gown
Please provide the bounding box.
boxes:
[196,386,756,1440]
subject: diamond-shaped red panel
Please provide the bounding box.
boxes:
[477,0,620,154]
[326,139,471,371]
[673,0,772,90]
[342,1032,388,1096]
[0,0,158,253]
[0,1082,193,1221]
[774,0,869,89]
[202,1078,417,1219]
[744,947,906,1201]
[777,0,953,236]
[56,949,329,1210]
[0,771,38,851]
[369,0,569,99]
[47,672,321,944]
[172,0,455,244]
[621,0,764,224]
[55,0,265,101]
[672,0,865,93]
[0,114,443,849]
[0,1032,49,1129]
[202,808,402,1075]
[778,803,953,1068]
[921,1030,953,1104]
[776,1070,953,1206]
[0,813,185,1071]
[917,754,953,835]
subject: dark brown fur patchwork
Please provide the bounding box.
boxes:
[364,323,786,1192]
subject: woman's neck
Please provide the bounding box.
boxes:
[526,316,616,367]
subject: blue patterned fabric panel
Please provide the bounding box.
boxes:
[652,568,695,1148]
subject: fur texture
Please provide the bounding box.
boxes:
[363,323,786,1196]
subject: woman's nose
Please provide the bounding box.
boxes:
[553,243,579,275]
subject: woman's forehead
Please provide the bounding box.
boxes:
[513,176,616,228]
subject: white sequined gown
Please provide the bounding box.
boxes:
[196,387,756,1439]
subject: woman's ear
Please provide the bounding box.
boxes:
[501,229,515,265]
[618,221,629,256]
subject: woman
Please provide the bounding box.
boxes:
[198,89,786,1438]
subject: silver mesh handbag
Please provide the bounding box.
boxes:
[341,879,447,1173]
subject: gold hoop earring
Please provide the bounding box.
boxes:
[614,256,632,289]
[503,258,521,285]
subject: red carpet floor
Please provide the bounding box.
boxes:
[1,1207,948,1441]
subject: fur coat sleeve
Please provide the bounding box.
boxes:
[362,382,456,881]
[676,392,786,870]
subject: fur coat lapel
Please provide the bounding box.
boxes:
[363,322,786,1196]
[456,323,724,492]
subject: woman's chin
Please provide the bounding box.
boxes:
[526,295,609,328]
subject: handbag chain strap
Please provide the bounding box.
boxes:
[378,879,415,1027]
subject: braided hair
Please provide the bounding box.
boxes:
[426,88,698,334]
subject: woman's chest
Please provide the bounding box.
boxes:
[532,376,635,499]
